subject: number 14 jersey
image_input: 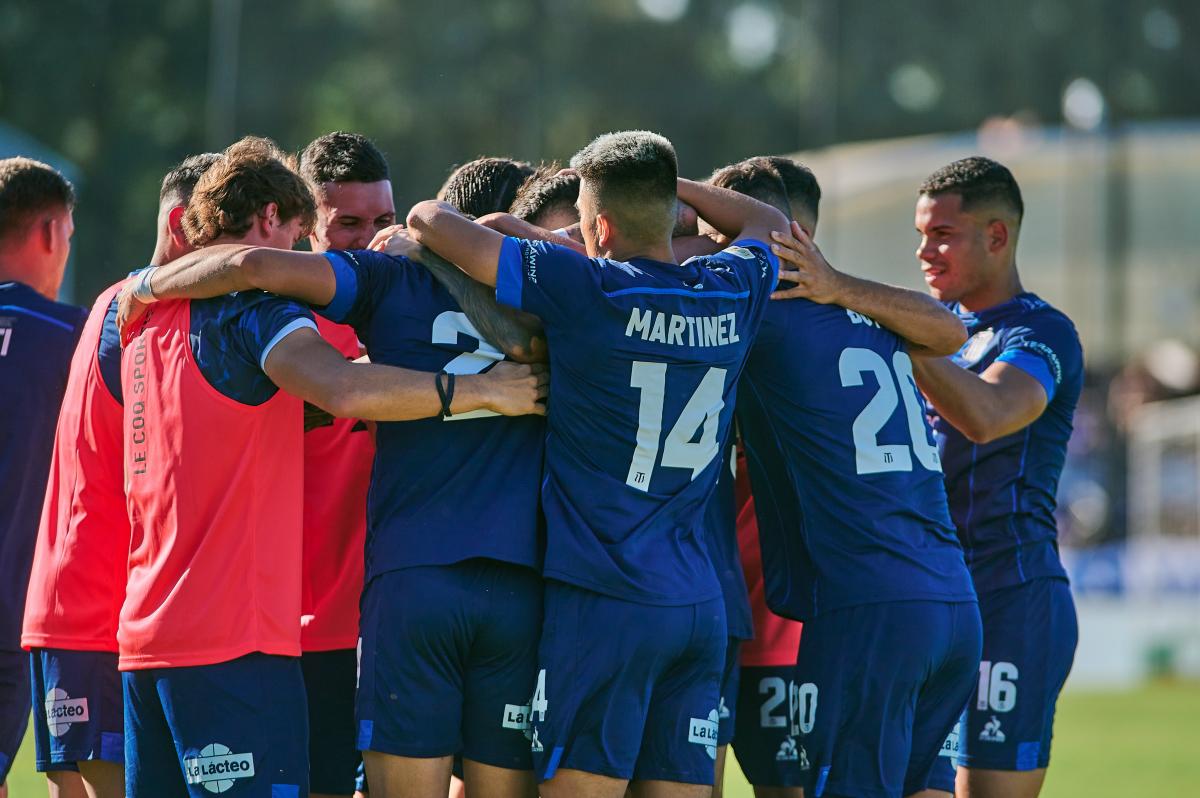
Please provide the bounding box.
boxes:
[495,237,778,606]
[737,301,976,621]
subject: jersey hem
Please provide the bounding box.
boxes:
[543,569,723,607]
[117,642,300,671]
[20,635,118,653]
[794,590,979,620]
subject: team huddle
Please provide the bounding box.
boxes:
[0,130,1082,798]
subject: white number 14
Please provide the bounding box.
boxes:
[626,362,726,492]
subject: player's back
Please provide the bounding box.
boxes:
[496,238,777,604]
[737,299,975,620]
[0,281,84,647]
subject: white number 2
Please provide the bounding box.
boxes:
[839,348,940,474]
[431,311,504,421]
[626,362,726,492]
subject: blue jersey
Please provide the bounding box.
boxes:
[188,291,315,404]
[0,282,85,648]
[737,301,976,621]
[321,249,545,580]
[705,438,753,639]
[495,237,777,605]
[932,293,1082,593]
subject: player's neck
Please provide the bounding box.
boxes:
[958,265,1024,313]
[0,254,57,299]
[602,239,676,265]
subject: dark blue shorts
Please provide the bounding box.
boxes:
[939,577,1077,777]
[30,648,123,771]
[797,600,982,798]
[732,665,807,788]
[0,648,30,784]
[717,639,740,747]
[123,653,308,798]
[530,581,727,785]
[301,648,359,794]
[356,558,542,769]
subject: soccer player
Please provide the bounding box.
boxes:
[20,153,217,798]
[0,157,86,798]
[116,136,544,798]
[706,156,821,798]
[911,158,1082,798]
[508,163,580,231]
[437,156,535,218]
[405,130,789,798]
[738,193,982,797]
[296,131,392,798]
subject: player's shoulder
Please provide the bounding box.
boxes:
[1003,293,1081,350]
[0,280,86,333]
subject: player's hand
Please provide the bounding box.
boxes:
[368,224,420,259]
[480,361,549,417]
[769,220,847,304]
[115,284,150,344]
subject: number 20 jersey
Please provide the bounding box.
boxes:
[495,237,777,606]
[737,301,976,621]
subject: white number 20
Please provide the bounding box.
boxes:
[432,311,504,421]
[626,362,726,492]
[839,348,941,475]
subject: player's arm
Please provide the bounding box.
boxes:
[406,200,506,287]
[474,212,587,253]
[910,356,1048,444]
[671,234,723,262]
[262,327,547,420]
[768,221,967,356]
[117,245,337,333]
[675,177,790,246]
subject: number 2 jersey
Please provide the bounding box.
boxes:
[931,293,1082,594]
[495,237,778,605]
[319,249,545,582]
[737,302,975,621]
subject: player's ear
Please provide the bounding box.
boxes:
[986,219,1009,253]
[258,202,280,236]
[595,211,614,250]
[167,205,189,250]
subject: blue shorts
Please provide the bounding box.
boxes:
[717,639,740,747]
[797,600,982,798]
[0,648,30,784]
[732,665,807,788]
[30,648,123,771]
[531,581,727,785]
[946,577,1077,775]
[301,648,360,794]
[123,653,308,798]
[356,558,542,768]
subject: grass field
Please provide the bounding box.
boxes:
[6,681,1199,796]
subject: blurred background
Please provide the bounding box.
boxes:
[3,0,1198,794]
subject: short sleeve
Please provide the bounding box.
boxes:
[230,296,317,373]
[995,315,1080,402]
[315,249,404,330]
[694,239,780,320]
[495,237,601,324]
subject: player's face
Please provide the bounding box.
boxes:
[914,193,990,303]
[310,180,396,253]
[265,216,307,251]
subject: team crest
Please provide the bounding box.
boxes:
[956,328,995,366]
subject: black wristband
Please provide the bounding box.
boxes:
[436,371,455,418]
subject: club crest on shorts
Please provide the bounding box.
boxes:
[44,688,89,737]
[688,709,720,760]
[184,743,255,794]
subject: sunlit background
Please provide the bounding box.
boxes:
[3,1,1198,794]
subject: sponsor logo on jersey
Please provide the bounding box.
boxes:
[958,328,996,366]
[503,703,532,732]
[45,688,89,737]
[184,743,255,794]
[939,721,961,757]
[979,715,1006,743]
[625,307,740,348]
[688,710,720,760]
[726,246,755,260]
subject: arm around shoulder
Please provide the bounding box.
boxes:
[911,356,1049,444]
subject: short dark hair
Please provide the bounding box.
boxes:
[509,163,580,227]
[437,157,534,218]
[159,153,221,206]
[0,157,75,240]
[919,157,1023,222]
[183,136,316,246]
[709,157,791,217]
[570,131,678,244]
[298,132,390,195]
[763,156,821,224]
